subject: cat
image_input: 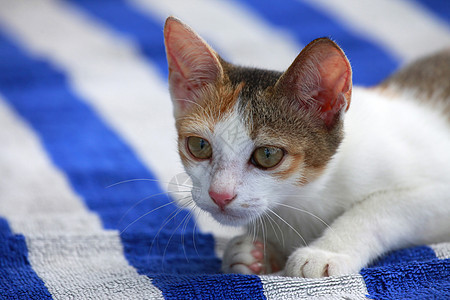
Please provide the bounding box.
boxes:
[163,16,450,278]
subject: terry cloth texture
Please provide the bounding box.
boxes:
[0,1,449,299]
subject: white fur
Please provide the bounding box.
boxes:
[187,88,450,277]
[186,105,289,227]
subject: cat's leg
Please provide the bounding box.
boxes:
[284,185,449,278]
[222,235,285,275]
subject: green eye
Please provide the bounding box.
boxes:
[251,147,284,169]
[187,136,212,159]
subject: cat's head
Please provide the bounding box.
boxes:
[164,17,352,226]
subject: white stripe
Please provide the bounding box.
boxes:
[0,97,102,234]
[25,232,163,299]
[301,0,450,63]
[0,0,241,249]
[260,274,368,300]
[431,242,450,260]
[129,0,301,71]
[0,97,163,298]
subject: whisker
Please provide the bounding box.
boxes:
[192,208,202,257]
[272,193,315,199]
[260,216,267,263]
[120,195,192,235]
[181,205,197,261]
[265,212,285,248]
[120,201,175,234]
[249,218,257,243]
[163,206,193,263]
[149,199,192,256]
[155,204,192,271]
[118,190,193,225]
[267,208,308,247]
[274,202,333,231]
[105,178,197,190]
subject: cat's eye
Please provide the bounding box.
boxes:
[251,147,284,169]
[187,136,212,159]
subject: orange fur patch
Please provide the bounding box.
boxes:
[175,80,244,165]
[176,81,244,131]
[273,153,303,180]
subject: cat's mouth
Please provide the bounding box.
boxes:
[212,211,248,226]
[208,206,258,227]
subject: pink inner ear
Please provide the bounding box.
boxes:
[164,17,222,116]
[314,53,352,125]
[275,38,352,128]
[167,71,198,111]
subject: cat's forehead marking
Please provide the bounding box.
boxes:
[213,105,253,158]
[196,81,245,130]
[175,81,243,137]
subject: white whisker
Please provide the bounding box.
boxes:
[264,212,285,248]
[106,177,197,190]
[192,208,202,257]
[163,206,193,263]
[260,216,267,262]
[149,199,192,255]
[267,207,308,247]
[118,190,193,225]
[120,201,175,234]
[274,202,333,231]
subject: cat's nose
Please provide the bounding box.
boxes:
[208,190,236,210]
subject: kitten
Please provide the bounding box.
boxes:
[163,16,450,278]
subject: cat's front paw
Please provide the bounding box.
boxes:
[284,247,356,278]
[222,235,282,275]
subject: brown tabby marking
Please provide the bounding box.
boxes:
[175,80,243,131]
[380,49,450,122]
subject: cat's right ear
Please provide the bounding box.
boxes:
[274,38,352,129]
[164,17,223,118]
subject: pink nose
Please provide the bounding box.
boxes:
[209,190,236,210]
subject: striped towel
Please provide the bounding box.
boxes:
[0,1,449,299]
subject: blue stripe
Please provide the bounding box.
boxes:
[65,0,168,78]
[412,0,450,26]
[233,0,399,86]
[0,218,52,299]
[0,217,11,235]
[0,27,220,283]
[361,246,450,299]
[368,245,437,267]
[152,274,266,300]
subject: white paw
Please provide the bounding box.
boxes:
[222,235,282,275]
[284,247,356,278]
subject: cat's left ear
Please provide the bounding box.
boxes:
[274,38,352,128]
[164,17,224,118]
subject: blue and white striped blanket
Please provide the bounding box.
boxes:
[0,1,449,299]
